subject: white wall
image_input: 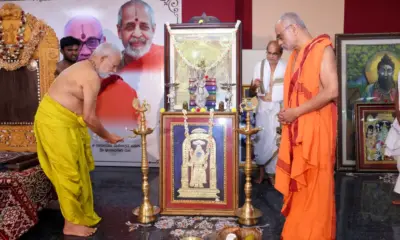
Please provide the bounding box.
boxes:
[242,49,266,85]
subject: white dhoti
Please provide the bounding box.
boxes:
[251,58,286,174]
[253,100,281,173]
[395,156,400,194]
[384,118,400,194]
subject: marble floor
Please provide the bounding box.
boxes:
[20,167,400,240]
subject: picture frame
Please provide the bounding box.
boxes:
[355,103,397,172]
[241,85,251,101]
[335,33,400,171]
[159,112,238,216]
[164,22,242,111]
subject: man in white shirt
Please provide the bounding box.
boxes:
[250,40,287,184]
[385,71,400,204]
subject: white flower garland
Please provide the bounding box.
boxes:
[182,109,214,138]
[166,21,241,74]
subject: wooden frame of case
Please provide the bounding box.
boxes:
[164,22,242,111]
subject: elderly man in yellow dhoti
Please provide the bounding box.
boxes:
[34,43,123,237]
[385,71,400,205]
[250,40,287,184]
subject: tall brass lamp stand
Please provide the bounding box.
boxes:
[235,99,263,225]
[129,99,160,224]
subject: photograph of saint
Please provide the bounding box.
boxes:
[117,0,164,73]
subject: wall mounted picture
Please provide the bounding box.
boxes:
[335,33,400,171]
[355,103,397,172]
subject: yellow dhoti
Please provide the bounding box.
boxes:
[34,94,101,226]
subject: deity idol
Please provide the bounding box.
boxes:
[188,140,209,188]
[191,76,209,108]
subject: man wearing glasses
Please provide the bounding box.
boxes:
[249,40,286,185]
[64,15,105,62]
[274,12,338,239]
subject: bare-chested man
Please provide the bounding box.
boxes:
[55,36,80,77]
[34,43,123,237]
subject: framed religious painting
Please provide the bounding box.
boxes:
[355,103,397,172]
[335,33,400,171]
[159,112,238,216]
[164,21,242,112]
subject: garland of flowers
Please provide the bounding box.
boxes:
[165,21,241,74]
[0,17,44,71]
[0,11,26,61]
[182,108,214,139]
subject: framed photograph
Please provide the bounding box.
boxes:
[355,103,397,172]
[241,85,251,101]
[335,33,400,171]
[159,112,238,216]
[164,22,242,111]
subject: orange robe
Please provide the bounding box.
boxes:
[96,75,139,122]
[120,44,164,72]
[275,35,337,240]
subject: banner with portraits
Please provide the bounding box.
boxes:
[4,0,182,166]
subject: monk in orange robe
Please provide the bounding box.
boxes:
[274,12,338,239]
[96,74,139,122]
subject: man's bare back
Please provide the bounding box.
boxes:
[49,60,99,116]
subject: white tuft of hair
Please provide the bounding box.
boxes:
[278,12,307,29]
[92,43,121,59]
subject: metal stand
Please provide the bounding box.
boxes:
[235,99,262,225]
[129,99,160,223]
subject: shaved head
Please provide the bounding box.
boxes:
[277,12,307,29]
[275,12,310,51]
[92,42,121,59]
[266,40,283,65]
[267,40,283,54]
[91,43,122,78]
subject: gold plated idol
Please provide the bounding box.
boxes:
[235,99,262,225]
[130,99,159,223]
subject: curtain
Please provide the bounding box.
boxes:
[235,0,252,49]
[344,0,400,33]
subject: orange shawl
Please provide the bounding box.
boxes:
[275,35,337,217]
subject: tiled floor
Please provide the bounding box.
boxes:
[20,167,400,240]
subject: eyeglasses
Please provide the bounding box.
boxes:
[79,37,102,50]
[276,24,293,41]
[267,51,281,57]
